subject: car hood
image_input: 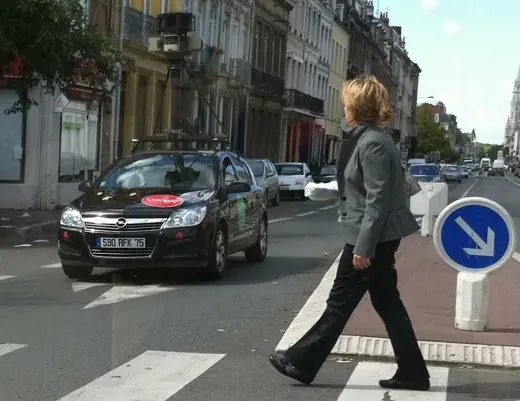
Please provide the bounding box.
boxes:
[412,175,438,182]
[73,188,215,218]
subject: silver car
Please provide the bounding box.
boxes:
[245,158,280,206]
[442,164,462,183]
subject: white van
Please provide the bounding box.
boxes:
[480,157,491,171]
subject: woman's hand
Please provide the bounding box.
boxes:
[353,254,371,270]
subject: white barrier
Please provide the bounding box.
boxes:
[410,182,449,236]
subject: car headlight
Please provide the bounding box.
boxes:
[432,177,441,182]
[163,206,207,229]
[295,178,304,185]
[60,206,84,229]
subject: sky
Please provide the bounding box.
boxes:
[377,0,519,144]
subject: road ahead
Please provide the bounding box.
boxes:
[2,178,520,401]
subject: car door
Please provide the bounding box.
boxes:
[222,157,241,251]
[230,155,260,247]
[264,161,277,198]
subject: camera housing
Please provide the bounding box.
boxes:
[148,12,203,57]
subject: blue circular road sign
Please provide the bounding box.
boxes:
[433,197,517,274]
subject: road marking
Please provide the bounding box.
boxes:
[55,350,225,401]
[13,244,31,248]
[460,178,479,198]
[268,217,292,223]
[41,262,61,268]
[514,252,520,263]
[295,211,318,217]
[507,177,520,188]
[337,361,448,401]
[319,205,337,210]
[83,285,176,309]
[0,275,14,281]
[72,282,109,292]
[276,253,342,352]
[0,343,27,357]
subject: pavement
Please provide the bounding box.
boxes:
[2,179,520,400]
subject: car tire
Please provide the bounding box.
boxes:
[271,190,280,206]
[205,224,228,281]
[300,190,306,200]
[244,217,268,263]
[62,264,93,280]
[458,179,461,183]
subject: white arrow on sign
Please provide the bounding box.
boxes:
[455,216,495,257]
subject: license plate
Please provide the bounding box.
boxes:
[97,238,146,248]
[280,185,290,190]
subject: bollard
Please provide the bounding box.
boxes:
[455,272,489,331]
[433,197,516,332]
[410,182,448,236]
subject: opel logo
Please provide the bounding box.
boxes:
[115,218,127,228]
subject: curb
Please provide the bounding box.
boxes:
[325,335,520,369]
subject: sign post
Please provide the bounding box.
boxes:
[433,197,516,331]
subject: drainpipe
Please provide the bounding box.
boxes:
[110,0,124,162]
[242,0,256,156]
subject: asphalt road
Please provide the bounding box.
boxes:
[2,183,520,401]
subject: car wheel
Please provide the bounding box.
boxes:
[205,225,227,281]
[244,217,268,263]
[62,264,93,280]
[458,179,461,183]
[300,190,306,200]
[271,190,280,206]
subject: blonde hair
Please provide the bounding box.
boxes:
[341,75,393,127]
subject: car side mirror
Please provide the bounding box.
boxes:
[226,181,251,195]
[78,181,92,192]
[306,172,312,177]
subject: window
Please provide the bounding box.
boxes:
[275,163,303,175]
[136,75,149,136]
[0,89,25,182]
[97,153,217,190]
[247,160,264,178]
[231,157,252,184]
[59,100,99,182]
[223,157,237,184]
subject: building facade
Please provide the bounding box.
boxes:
[284,0,332,166]
[326,15,350,162]
[504,66,520,155]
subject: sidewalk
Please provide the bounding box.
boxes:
[0,209,61,240]
[276,234,520,367]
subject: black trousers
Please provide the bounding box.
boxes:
[285,239,429,379]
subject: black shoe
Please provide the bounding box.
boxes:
[268,353,314,385]
[379,378,430,391]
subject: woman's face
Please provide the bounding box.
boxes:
[344,104,356,127]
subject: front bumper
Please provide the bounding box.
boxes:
[58,223,214,269]
[279,184,305,192]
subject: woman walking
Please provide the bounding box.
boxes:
[269,75,430,391]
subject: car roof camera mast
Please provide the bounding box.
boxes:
[130,130,232,154]
[145,12,241,159]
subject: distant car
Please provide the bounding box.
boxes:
[442,164,462,183]
[489,160,505,177]
[312,165,337,183]
[245,158,280,206]
[408,163,442,182]
[274,162,312,200]
[459,165,470,179]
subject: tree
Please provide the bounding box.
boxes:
[0,0,132,113]
[416,107,452,158]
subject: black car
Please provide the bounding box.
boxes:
[58,137,268,281]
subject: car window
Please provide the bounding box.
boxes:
[275,164,303,175]
[444,166,458,172]
[247,160,264,178]
[266,161,276,176]
[320,166,337,175]
[231,156,252,184]
[96,153,217,190]
[223,157,238,185]
[409,165,438,175]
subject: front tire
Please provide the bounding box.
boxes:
[205,225,228,281]
[271,190,280,206]
[244,217,268,263]
[62,264,93,280]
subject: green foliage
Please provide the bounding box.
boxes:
[416,107,452,159]
[0,0,133,113]
[382,391,393,401]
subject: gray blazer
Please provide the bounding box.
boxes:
[337,124,419,258]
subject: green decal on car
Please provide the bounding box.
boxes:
[237,195,246,230]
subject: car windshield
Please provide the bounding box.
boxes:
[444,166,458,172]
[320,166,337,175]
[275,164,303,175]
[247,160,264,177]
[409,165,438,175]
[96,153,217,190]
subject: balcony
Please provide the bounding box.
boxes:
[122,6,159,47]
[251,68,285,98]
[284,89,324,116]
[190,45,221,79]
[229,58,252,87]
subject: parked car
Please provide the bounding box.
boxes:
[274,162,312,200]
[245,158,280,206]
[408,163,442,182]
[312,165,337,183]
[442,164,462,183]
[58,136,268,281]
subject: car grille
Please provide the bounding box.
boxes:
[83,217,167,233]
[89,247,154,258]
